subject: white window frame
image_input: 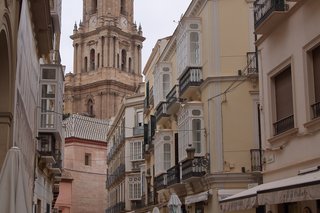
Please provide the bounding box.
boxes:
[128,176,141,200]
[130,141,143,161]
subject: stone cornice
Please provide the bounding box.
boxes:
[65,137,107,147]
[64,79,137,93]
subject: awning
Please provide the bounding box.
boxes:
[257,170,320,205]
[185,190,212,205]
[220,185,262,211]
[220,170,320,212]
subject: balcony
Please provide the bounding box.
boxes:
[179,67,203,99]
[49,152,62,174]
[247,52,258,74]
[250,149,262,172]
[38,135,56,164]
[167,165,180,186]
[133,126,144,136]
[132,160,144,171]
[312,102,320,119]
[166,85,180,114]
[273,115,294,135]
[254,0,287,34]
[155,173,167,191]
[106,164,125,188]
[181,157,209,181]
[106,202,125,213]
[155,102,169,123]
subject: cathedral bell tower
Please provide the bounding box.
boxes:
[64,0,144,120]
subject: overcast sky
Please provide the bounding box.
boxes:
[60,0,192,73]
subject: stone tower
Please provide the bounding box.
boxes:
[64,0,144,119]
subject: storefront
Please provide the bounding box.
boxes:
[220,170,320,213]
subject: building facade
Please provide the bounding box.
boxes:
[0,0,64,212]
[220,1,320,213]
[64,0,144,120]
[141,0,261,213]
[105,84,145,213]
[60,114,110,213]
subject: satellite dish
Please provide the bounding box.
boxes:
[153,207,160,213]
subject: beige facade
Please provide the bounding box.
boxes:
[106,83,145,213]
[257,0,320,212]
[64,0,144,120]
[220,1,320,213]
[0,0,64,212]
[140,0,261,213]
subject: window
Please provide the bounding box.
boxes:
[153,64,171,106]
[117,54,120,68]
[130,141,142,161]
[120,0,126,15]
[163,143,171,170]
[121,49,127,71]
[87,99,94,116]
[90,49,95,70]
[136,111,143,127]
[42,68,56,79]
[129,58,132,73]
[177,19,201,77]
[192,119,201,153]
[84,57,88,72]
[178,105,204,161]
[273,66,294,135]
[92,0,97,13]
[97,53,100,68]
[163,74,170,98]
[190,32,200,65]
[128,176,141,200]
[40,84,56,128]
[311,45,320,118]
[85,153,92,166]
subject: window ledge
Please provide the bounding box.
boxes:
[304,117,320,133]
[268,128,298,144]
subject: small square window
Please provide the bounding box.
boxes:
[85,153,92,166]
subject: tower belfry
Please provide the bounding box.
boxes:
[64,0,144,119]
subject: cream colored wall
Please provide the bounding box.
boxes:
[258,0,320,182]
[64,142,107,213]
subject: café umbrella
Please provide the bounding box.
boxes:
[0,147,32,213]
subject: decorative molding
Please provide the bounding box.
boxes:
[65,137,107,147]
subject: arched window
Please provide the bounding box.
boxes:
[121,49,127,71]
[120,0,126,15]
[87,99,94,116]
[163,143,171,170]
[90,49,95,70]
[84,57,88,72]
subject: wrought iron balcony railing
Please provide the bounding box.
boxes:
[105,202,125,213]
[179,67,203,96]
[155,102,169,122]
[181,157,209,181]
[247,52,258,74]
[250,149,263,172]
[254,0,286,29]
[167,165,180,186]
[155,173,167,191]
[312,101,320,119]
[273,114,294,135]
[166,85,179,111]
[106,164,125,188]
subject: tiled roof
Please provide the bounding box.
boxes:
[64,114,110,142]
